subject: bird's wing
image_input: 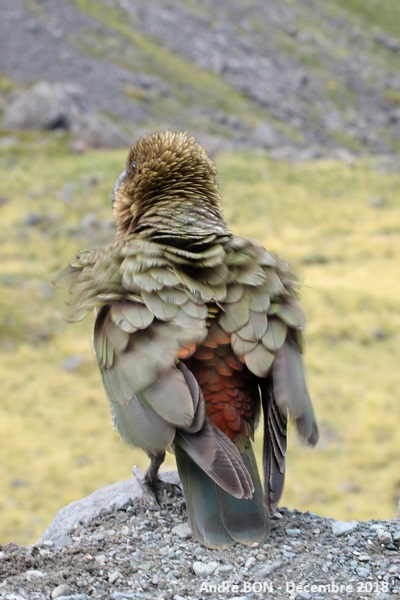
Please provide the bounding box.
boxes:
[56,237,254,495]
[56,238,214,450]
[219,237,319,508]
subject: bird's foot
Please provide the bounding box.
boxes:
[145,476,182,506]
[132,465,182,506]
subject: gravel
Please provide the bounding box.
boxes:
[0,482,399,599]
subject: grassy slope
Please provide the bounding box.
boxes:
[0,133,399,544]
[328,0,400,39]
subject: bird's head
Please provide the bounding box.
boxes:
[111,131,227,240]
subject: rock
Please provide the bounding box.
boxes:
[52,596,88,600]
[37,471,179,548]
[258,560,284,576]
[253,121,279,148]
[331,520,358,536]
[3,81,84,131]
[286,527,302,536]
[367,196,385,208]
[375,33,400,52]
[357,553,370,562]
[107,571,121,584]
[244,556,257,569]
[377,529,393,545]
[256,552,266,561]
[3,80,129,149]
[51,584,73,598]
[24,213,42,227]
[72,113,130,149]
[171,523,192,539]
[192,561,217,576]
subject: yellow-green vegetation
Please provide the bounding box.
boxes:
[1,132,399,545]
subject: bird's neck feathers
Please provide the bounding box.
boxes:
[115,186,229,242]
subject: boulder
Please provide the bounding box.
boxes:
[3,80,130,148]
[3,81,84,131]
[37,470,180,548]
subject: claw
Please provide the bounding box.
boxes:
[132,464,182,506]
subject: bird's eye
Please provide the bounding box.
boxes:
[130,160,137,172]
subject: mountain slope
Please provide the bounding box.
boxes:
[1,0,399,154]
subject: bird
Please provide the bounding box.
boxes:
[56,130,318,549]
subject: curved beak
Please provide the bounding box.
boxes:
[111,170,126,206]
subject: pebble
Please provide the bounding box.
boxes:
[256,552,266,561]
[258,560,284,576]
[296,592,312,600]
[192,561,217,577]
[377,529,393,545]
[25,569,47,579]
[171,523,192,539]
[52,585,73,598]
[286,527,301,536]
[108,571,122,584]
[215,564,233,573]
[52,596,88,600]
[244,556,257,569]
[357,566,370,578]
[357,553,370,562]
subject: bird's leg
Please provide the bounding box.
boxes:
[144,452,181,504]
[144,452,165,488]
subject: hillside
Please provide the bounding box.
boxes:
[1,0,400,155]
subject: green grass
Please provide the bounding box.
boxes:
[327,0,400,39]
[0,132,399,545]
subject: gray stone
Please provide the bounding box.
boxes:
[51,584,73,598]
[52,596,88,600]
[72,113,130,149]
[108,571,122,584]
[192,560,217,576]
[3,81,84,131]
[377,528,393,545]
[37,470,179,548]
[171,523,192,539]
[2,80,129,149]
[286,527,302,536]
[331,520,358,536]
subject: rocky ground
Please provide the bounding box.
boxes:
[1,0,400,155]
[0,475,399,600]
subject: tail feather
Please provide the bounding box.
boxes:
[262,381,287,510]
[217,445,269,546]
[175,437,269,549]
[175,447,234,549]
[175,419,253,498]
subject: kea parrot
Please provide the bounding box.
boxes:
[56,130,318,549]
